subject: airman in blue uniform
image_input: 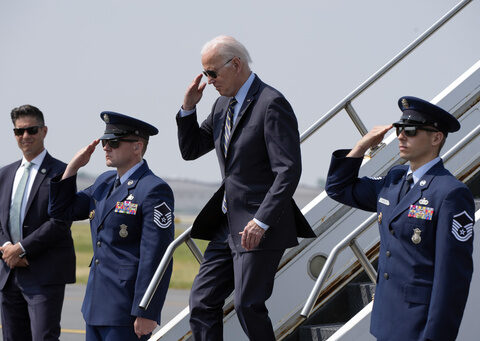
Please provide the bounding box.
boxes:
[325,96,474,341]
[49,112,174,341]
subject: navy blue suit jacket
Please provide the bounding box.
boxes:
[0,152,75,289]
[177,75,315,251]
[49,160,174,326]
[326,149,474,341]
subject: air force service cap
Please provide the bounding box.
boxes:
[393,96,460,134]
[99,111,158,140]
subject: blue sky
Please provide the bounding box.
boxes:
[1,0,479,186]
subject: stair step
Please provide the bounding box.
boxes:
[299,323,343,341]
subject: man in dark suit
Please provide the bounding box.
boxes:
[325,96,474,341]
[176,35,315,340]
[0,104,75,341]
[48,112,174,341]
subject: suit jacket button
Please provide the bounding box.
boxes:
[95,259,99,265]
[386,251,391,257]
[96,241,101,247]
[383,273,389,280]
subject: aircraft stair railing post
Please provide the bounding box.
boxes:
[301,213,378,318]
[299,0,472,144]
[300,122,480,319]
[139,227,202,310]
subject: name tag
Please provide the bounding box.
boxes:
[115,201,138,215]
[408,205,433,220]
[379,197,390,206]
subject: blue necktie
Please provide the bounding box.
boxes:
[9,162,32,243]
[222,97,237,213]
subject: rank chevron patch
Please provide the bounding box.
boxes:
[451,211,474,242]
[154,202,172,228]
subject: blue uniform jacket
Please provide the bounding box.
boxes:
[325,149,474,341]
[49,161,174,326]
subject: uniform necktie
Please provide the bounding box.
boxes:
[9,162,32,243]
[114,178,121,190]
[399,173,414,200]
[108,178,121,198]
[222,97,237,213]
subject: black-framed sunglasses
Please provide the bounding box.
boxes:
[395,125,439,137]
[202,57,235,79]
[101,138,139,149]
[13,125,43,136]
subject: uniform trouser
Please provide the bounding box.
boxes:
[189,219,284,341]
[86,324,151,341]
[0,271,65,341]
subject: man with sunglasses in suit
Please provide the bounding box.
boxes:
[48,112,174,341]
[0,104,75,341]
[325,96,474,341]
[176,35,315,340]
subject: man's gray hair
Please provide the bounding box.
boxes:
[201,35,252,65]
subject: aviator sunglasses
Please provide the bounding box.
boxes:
[101,138,139,149]
[202,57,235,79]
[395,125,439,137]
[13,125,43,136]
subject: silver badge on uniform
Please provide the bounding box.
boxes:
[419,198,429,205]
[127,180,134,186]
[119,224,128,238]
[379,197,390,206]
[420,180,426,186]
[41,168,46,174]
[126,194,134,201]
[411,228,422,244]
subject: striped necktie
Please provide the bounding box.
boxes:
[9,162,33,243]
[222,97,237,213]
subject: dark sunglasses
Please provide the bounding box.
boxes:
[101,138,139,149]
[202,57,235,79]
[13,126,43,136]
[395,125,439,137]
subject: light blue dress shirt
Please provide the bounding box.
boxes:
[406,156,441,189]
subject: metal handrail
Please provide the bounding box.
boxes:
[300,0,472,143]
[301,123,480,318]
[300,213,378,317]
[139,226,202,309]
[140,0,473,312]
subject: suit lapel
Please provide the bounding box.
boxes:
[24,154,52,216]
[0,161,20,236]
[225,76,261,156]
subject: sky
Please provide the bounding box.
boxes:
[1,0,479,187]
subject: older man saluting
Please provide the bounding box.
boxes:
[176,35,315,341]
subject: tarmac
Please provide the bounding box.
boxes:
[0,284,190,340]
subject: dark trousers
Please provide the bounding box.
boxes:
[86,324,150,341]
[0,271,65,341]
[189,218,284,341]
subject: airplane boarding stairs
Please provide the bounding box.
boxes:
[141,5,480,340]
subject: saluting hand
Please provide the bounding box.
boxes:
[347,125,393,158]
[62,139,100,179]
[240,220,265,251]
[182,74,207,111]
[134,317,157,338]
